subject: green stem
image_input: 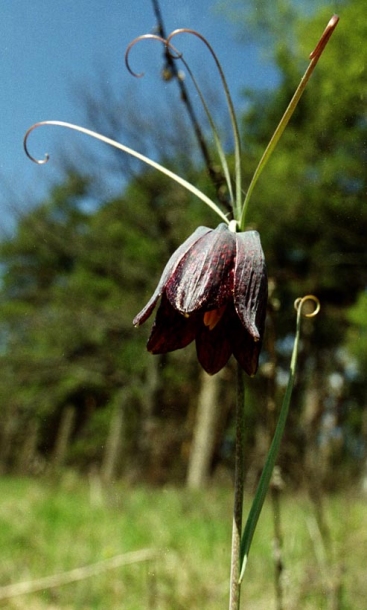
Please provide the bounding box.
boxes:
[229,365,245,610]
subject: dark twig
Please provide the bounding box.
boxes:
[267,289,285,609]
[151,0,232,215]
[271,469,284,610]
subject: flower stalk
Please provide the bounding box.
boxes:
[229,364,246,610]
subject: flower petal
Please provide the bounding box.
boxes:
[166,223,235,314]
[146,293,200,354]
[133,226,211,326]
[228,311,263,376]
[233,230,267,342]
[233,335,262,376]
[196,313,232,375]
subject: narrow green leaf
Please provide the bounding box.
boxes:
[239,295,320,582]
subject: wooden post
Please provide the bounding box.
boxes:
[186,371,221,488]
[15,419,39,475]
[101,404,125,483]
[51,405,75,470]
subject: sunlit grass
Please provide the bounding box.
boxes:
[0,475,366,609]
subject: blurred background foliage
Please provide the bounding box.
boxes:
[0,0,366,492]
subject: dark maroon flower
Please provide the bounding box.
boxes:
[133,223,267,375]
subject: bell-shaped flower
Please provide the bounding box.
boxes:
[134,223,267,375]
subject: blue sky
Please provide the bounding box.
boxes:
[1,0,278,229]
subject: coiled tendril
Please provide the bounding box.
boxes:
[23,122,51,165]
[294,295,321,318]
[22,120,229,223]
[23,17,339,229]
[125,28,242,218]
[125,33,182,78]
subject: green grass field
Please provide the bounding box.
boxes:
[0,475,366,609]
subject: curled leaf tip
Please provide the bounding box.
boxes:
[294,295,321,318]
[124,35,153,78]
[125,33,182,79]
[23,122,50,165]
[309,14,339,60]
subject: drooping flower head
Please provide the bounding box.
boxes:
[134,223,267,375]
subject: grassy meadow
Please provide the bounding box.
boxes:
[0,475,366,609]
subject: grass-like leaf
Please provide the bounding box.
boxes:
[239,295,320,582]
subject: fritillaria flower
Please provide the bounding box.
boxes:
[23,18,337,383]
[133,223,267,375]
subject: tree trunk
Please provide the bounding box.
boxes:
[186,371,221,488]
[101,403,125,482]
[51,405,75,470]
[15,419,39,475]
[0,411,18,474]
